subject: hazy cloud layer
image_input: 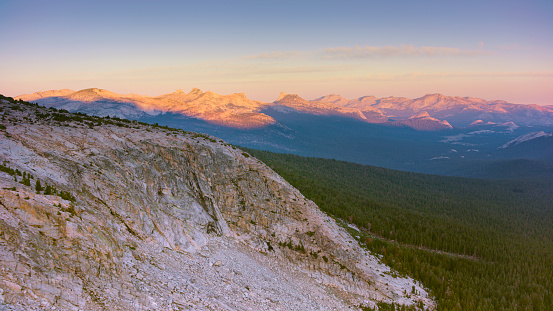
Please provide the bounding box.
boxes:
[246,45,488,60]
[244,51,308,60]
[322,45,487,59]
[359,71,553,81]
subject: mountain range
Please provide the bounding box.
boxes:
[15,88,553,178]
[17,88,553,129]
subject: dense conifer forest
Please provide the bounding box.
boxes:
[246,148,553,310]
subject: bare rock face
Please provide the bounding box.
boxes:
[15,89,75,102]
[15,88,275,129]
[314,95,388,123]
[275,93,375,122]
[389,111,453,131]
[0,100,434,310]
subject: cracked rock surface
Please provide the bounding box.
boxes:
[0,100,434,310]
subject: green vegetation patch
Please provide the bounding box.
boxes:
[247,148,553,310]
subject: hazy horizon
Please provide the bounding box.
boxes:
[12,86,550,106]
[1,0,552,105]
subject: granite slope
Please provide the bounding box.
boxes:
[0,99,433,310]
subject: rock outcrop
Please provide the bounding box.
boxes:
[0,99,434,310]
[275,93,373,122]
[314,95,388,123]
[15,89,75,102]
[389,111,453,131]
[15,88,274,129]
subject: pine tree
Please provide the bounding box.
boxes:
[35,179,43,193]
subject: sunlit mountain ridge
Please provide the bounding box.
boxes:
[17,88,553,130]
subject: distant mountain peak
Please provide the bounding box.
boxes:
[500,121,519,131]
[276,92,288,101]
[274,92,307,104]
[233,92,247,99]
[422,93,442,98]
[68,88,120,100]
[15,89,75,102]
[78,88,105,94]
[410,111,431,119]
[314,94,350,106]
[77,88,103,94]
[393,111,453,131]
[418,93,445,104]
[202,90,219,98]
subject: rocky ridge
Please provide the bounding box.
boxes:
[16,89,75,101]
[275,93,385,123]
[499,131,553,149]
[154,88,274,128]
[316,93,553,127]
[313,95,387,124]
[16,88,275,129]
[389,111,453,131]
[0,98,433,310]
[18,88,553,130]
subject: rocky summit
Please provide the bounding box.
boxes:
[0,98,434,310]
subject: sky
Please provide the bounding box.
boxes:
[1,0,552,105]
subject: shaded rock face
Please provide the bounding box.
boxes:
[0,100,433,310]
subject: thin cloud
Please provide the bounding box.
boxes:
[322,45,488,59]
[242,65,353,75]
[91,61,354,84]
[244,51,307,60]
[421,71,553,78]
[245,44,490,61]
[360,71,553,81]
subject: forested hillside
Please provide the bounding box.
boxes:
[246,149,553,310]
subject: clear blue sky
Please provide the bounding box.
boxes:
[1,0,552,104]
